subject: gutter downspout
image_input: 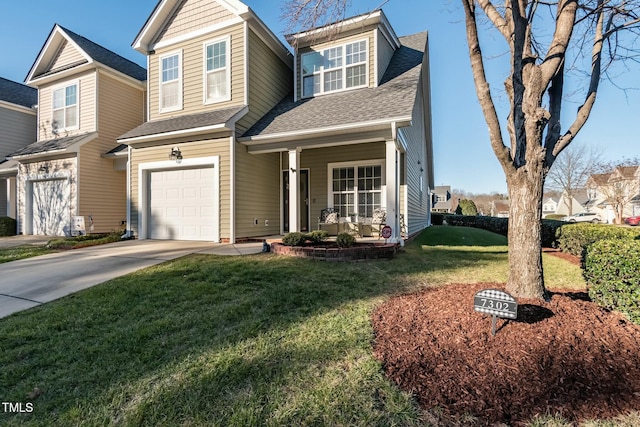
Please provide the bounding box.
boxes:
[122,145,132,239]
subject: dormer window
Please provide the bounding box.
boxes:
[301,39,368,98]
[52,83,78,130]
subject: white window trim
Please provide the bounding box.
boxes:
[159,50,183,113]
[326,159,385,217]
[203,35,232,105]
[301,38,369,99]
[51,80,80,132]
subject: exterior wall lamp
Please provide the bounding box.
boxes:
[169,147,183,164]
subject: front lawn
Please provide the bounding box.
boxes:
[0,226,590,426]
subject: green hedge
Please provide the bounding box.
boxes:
[442,215,564,248]
[556,223,640,257]
[430,213,444,225]
[585,239,640,324]
[281,230,329,246]
[0,217,17,236]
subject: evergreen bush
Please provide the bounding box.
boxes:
[0,217,17,236]
[556,223,640,257]
[336,232,356,248]
[585,239,640,324]
[282,232,306,246]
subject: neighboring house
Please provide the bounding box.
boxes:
[119,0,434,244]
[586,166,640,223]
[0,78,37,222]
[432,186,452,213]
[8,25,146,236]
[555,188,589,217]
[491,200,509,218]
[542,197,559,218]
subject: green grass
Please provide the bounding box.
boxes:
[0,226,598,426]
[0,233,123,264]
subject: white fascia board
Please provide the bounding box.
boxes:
[133,0,175,53]
[244,10,293,68]
[57,26,94,63]
[378,11,400,49]
[286,10,382,44]
[27,62,95,87]
[118,124,228,145]
[239,116,412,144]
[152,16,244,51]
[0,100,37,115]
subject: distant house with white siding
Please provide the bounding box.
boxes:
[0,78,37,223]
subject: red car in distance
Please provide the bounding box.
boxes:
[624,215,640,226]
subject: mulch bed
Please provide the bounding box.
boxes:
[372,283,640,426]
[543,248,581,266]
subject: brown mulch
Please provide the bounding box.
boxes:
[372,283,640,426]
[542,248,581,266]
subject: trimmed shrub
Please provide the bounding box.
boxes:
[282,232,306,246]
[0,217,17,236]
[336,232,356,248]
[545,214,565,220]
[431,213,444,225]
[585,239,640,324]
[306,230,329,244]
[443,215,566,248]
[556,223,640,257]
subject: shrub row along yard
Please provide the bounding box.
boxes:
[439,215,640,326]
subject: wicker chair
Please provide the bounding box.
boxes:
[371,209,387,239]
[318,208,340,235]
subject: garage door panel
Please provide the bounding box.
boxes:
[32,179,70,236]
[149,167,216,241]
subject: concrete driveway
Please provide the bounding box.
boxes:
[0,239,263,319]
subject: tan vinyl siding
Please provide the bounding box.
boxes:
[283,143,385,229]
[234,147,280,238]
[296,28,375,100]
[130,137,231,239]
[76,72,145,233]
[37,71,96,141]
[376,28,395,85]
[236,29,292,134]
[154,0,235,43]
[148,23,245,121]
[0,106,37,157]
[50,40,85,70]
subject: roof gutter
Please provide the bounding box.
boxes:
[238,116,412,145]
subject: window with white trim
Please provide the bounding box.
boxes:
[160,52,181,111]
[205,38,230,103]
[331,164,382,218]
[301,39,368,98]
[52,83,78,130]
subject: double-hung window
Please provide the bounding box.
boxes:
[301,39,368,98]
[205,37,230,103]
[331,163,382,218]
[160,52,181,112]
[52,83,78,130]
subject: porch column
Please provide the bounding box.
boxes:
[288,148,301,233]
[8,177,16,218]
[385,140,401,244]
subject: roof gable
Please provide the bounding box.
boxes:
[134,0,248,53]
[26,25,146,85]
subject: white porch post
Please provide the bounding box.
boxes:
[288,148,301,233]
[385,140,401,244]
[8,177,16,219]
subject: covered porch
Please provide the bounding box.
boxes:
[242,122,409,245]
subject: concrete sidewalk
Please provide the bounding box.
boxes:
[0,239,264,319]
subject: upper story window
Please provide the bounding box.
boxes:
[160,51,182,112]
[301,39,368,98]
[52,83,78,130]
[204,37,230,104]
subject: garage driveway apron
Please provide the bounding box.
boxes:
[0,240,263,319]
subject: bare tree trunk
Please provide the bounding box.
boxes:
[506,170,545,299]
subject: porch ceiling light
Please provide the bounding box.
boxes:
[169,147,183,164]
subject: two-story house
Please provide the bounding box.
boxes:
[586,165,640,223]
[119,0,434,244]
[8,25,146,236]
[0,78,37,221]
[432,186,452,213]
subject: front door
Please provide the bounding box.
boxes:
[283,169,309,233]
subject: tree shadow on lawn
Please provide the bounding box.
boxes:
[0,252,424,425]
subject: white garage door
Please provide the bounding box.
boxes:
[149,167,216,241]
[31,178,70,236]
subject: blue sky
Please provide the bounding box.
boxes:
[1,0,637,194]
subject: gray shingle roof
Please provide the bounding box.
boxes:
[34,25,147,82]
[0,77,37,108]
[118,106,246,140]
[241,32,427,139]
[9,132,97,158]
